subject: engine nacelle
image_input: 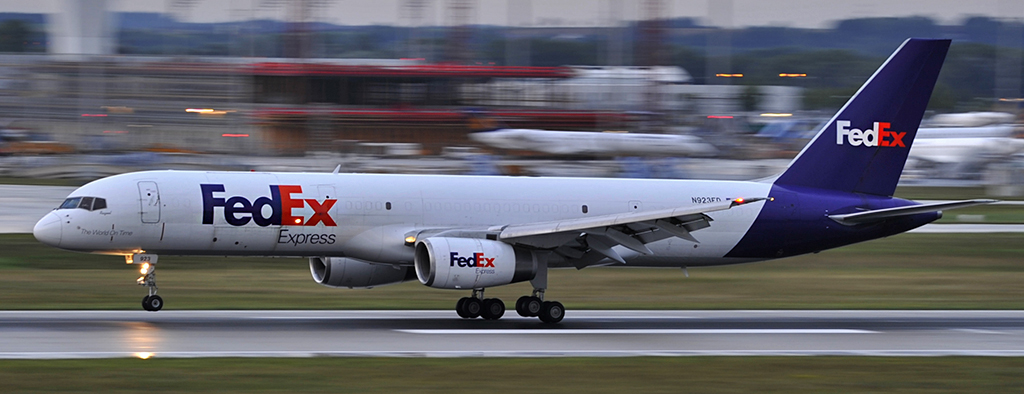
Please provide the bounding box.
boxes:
[309,257,416,289]
[414,237,539,289]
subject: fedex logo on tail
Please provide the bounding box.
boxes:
[201,184,337,227]
[836,120,907,148]
[450,252,496,268]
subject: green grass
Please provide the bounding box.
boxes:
[894,186,1022,201]
[1,233,1023,310]
[0,357,1022,393]
[933,204,1024,224]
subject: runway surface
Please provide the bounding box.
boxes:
[2,310,1024,358]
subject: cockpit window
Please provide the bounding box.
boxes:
[59,197,81,210]
[58,197,107,211]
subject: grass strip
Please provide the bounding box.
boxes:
[1,357,1022,393]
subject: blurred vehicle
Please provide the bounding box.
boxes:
[0,129,75,155]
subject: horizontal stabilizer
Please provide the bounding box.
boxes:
[828,199,996,225]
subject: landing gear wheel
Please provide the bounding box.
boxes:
[462,297,482,319]
[481,298,505,320]
[456,297,469,318]
[143,295,163,312]
[516,296,542,317]
[538,301,564,323]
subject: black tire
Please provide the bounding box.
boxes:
[538,301,564,323]
[525,297,542,317]
[141,296,152,311]
[145,295,163,312]
[462,297,482,319]
[515,296,530,317]
[481,298,505,320]
[456,297,469,318]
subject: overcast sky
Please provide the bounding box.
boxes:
[4,0,1024,29]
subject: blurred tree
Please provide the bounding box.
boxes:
[0,19,29,52]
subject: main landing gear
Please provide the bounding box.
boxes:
[129,254,163,312]
[453,288,564,323]
[455,289,505,320]
[515,289,565,324]
[453,260,565,323]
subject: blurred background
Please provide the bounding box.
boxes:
[0,0,1022,194]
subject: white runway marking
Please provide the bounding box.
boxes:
[397,329,877,335]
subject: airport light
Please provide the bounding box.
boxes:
[760,113,793,117]
[715,73,743,78]
[779,73,807,77]
[135,352,153,360]
[707,115,733,119]
[999,98,1024,102]
[221,134,250,138]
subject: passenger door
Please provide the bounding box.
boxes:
[137,181,161,223]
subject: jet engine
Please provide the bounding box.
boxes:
[414,237,539,289]
[309,257,416,289]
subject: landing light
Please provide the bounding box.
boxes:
[140,263,151,274]
[404,236,417,245]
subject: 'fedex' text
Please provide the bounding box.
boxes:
[835,120,907,148]
[201,184,337,227]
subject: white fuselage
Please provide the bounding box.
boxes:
[39,171,771,268]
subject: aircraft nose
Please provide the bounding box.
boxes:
[33,212,62,247]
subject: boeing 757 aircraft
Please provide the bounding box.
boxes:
[34,39,992,323]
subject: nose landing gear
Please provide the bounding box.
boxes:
[129,254,163,312]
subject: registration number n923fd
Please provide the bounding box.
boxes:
[692,196,722,204]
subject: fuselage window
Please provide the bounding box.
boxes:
[582,204,589,214]
[92,198,107,211]
[59,197,81,210]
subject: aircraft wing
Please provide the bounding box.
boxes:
[492,197,767,268]
[828,199,995,225]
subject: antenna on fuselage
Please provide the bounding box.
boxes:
[332,165,341,175]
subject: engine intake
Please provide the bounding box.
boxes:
[310,257,415,289]
[414,237,539,289]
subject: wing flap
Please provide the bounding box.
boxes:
[498,199,757,240]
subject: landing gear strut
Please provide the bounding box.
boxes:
[523,257,564,323]
[129,254,163,312]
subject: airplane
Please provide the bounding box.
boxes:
[466,117,719,157]
[907,123,1024,176]
[34,39,993,323]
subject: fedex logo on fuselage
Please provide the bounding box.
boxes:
[450,252,496,268]
[201,184,337,227]
[835,120,907,148]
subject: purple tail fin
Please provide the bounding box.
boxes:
[774,39,950,197]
